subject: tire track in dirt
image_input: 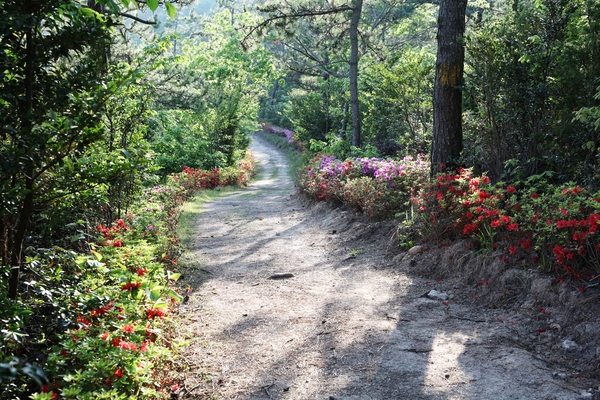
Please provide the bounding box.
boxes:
[178,134,587,399]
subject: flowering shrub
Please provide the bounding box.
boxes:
[261,123,296,144]
[260,123,307,153]
[168,150,255,201]
[1,152,256,399]
[299,153,600,282]
[415,168,600,282]
[297,153,430,219]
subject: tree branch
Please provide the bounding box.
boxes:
[241,5,354,46]
[119,12,157,25]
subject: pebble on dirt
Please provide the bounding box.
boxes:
[562,339,579,351]
[427,289,449,300]
[268,273,295,280]
[408,245,425,255]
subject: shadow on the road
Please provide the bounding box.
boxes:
[178,135,577,400]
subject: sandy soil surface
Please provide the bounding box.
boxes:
[176,134,598,399]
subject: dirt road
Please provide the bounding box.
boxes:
[178,134,591,399]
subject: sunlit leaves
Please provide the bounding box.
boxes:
[147,0,159,12]
[165,2,177,19]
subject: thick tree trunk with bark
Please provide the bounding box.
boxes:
[349,0,363,147]
[431,0,467,175]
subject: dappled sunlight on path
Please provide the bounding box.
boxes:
[177,134,584,400]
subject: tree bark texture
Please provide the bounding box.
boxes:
[349,0,363,147]
[431,0,467,175]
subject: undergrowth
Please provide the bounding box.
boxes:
[0,152,255,399]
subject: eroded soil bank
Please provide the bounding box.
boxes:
[176,134,599,399]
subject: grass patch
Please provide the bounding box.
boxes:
[178,186,244,247]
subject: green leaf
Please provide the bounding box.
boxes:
[148,286,164,302]
[80,7,104,21]
[585,141,595,151]
[167,271,181,281]
[165,2,176,19]
[92,251,102,261]
[20,364,47,387]
[166,288,183,302]
[147,0,159,12]
[152,301,168,309]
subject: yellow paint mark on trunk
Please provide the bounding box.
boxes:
[439,63,460,87]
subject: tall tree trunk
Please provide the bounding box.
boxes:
[431,0,467,175]
[88,0,109,73]
[8,179,34,299]
[340,101,349,137]
[349,0,363,147]
[9,0,36,299]
[270,78,279,106]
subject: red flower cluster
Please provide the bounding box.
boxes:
[112,338,137,351]
[114,368,124,379]
[145,307,165,320]
[121,281,141,291]
[90,301,113,317]
[41,382,59,400]
[97,219,129,240]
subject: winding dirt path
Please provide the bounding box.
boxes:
[178,135,588,399]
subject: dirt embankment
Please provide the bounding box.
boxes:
[176,134,600,400]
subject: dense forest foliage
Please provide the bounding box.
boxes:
[1,0,599,397]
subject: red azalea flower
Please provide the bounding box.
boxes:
[137,268,147,276]
[478,190,491,200]
[518,238,531,250]
[506,185,516,193]
[101,332,109,341]
[463,223,478,235]
[114,368,124,379]
[146,307,165,320]
[530,193,539,199]
[121,281,141,291]
[123,324,135,334]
